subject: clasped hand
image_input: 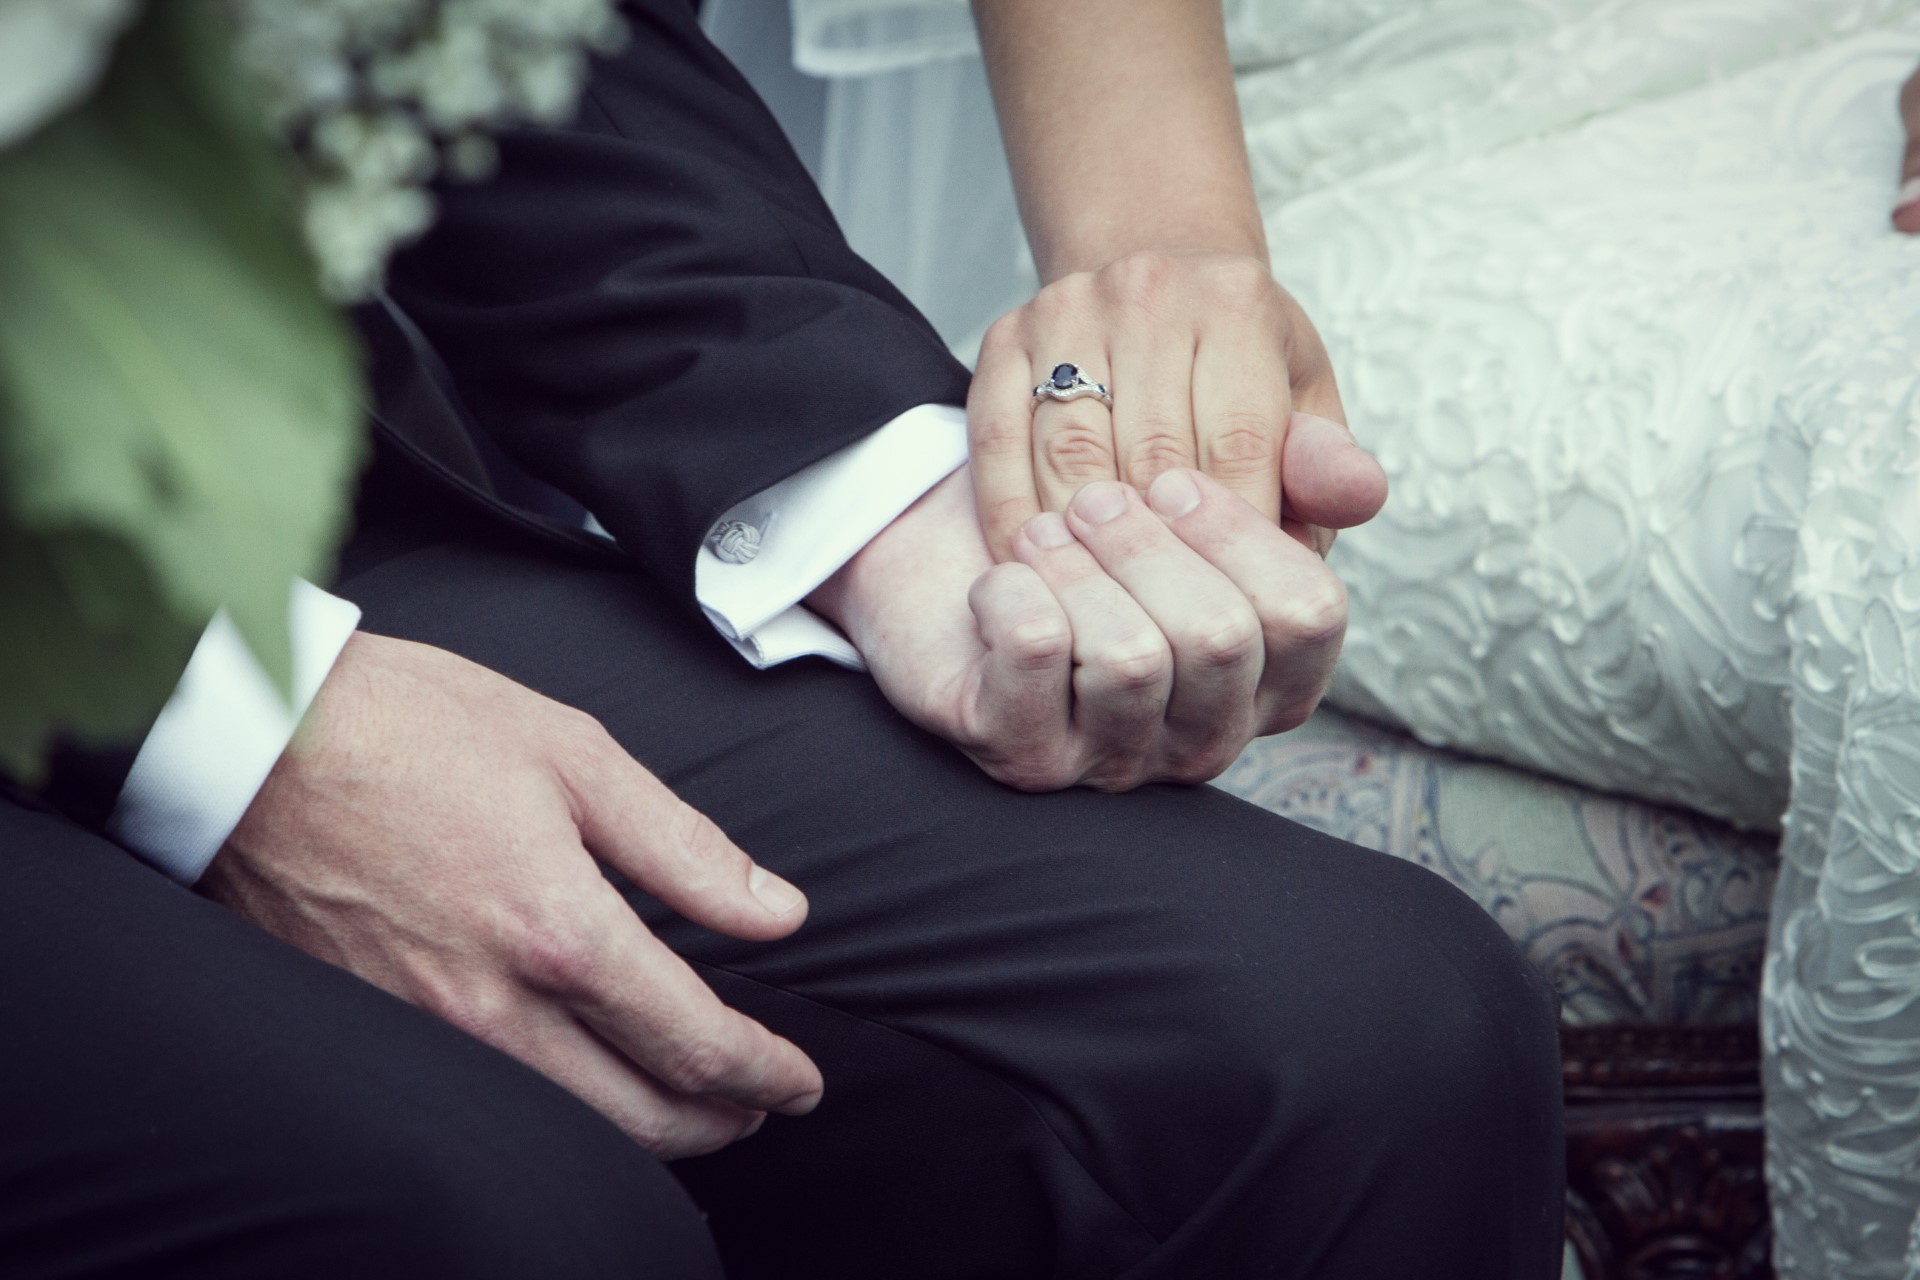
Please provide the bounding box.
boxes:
[811,461,1344,792]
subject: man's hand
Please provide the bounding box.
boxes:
[809,464,1345,792]
[200,633,823,1159]
[966,250,1388,561]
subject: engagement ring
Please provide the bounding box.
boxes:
[1032,363,1112,409]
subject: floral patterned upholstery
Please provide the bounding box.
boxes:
[1218,708,1778,1026]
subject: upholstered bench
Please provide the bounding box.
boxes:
[1219,709,1778,1280]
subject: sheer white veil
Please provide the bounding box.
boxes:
[699,0,1413,357]
[703,0,1025,359]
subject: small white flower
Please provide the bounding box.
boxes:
[303,176,434,299]
[0,0,141,150]
[226,0,627,298]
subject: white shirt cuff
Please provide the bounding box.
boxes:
[695,402,969,670]
[107,581,361,884]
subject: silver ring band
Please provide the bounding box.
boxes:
[1032,362,1112,409]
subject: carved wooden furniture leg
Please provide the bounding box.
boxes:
[1561,1024,1770,1280]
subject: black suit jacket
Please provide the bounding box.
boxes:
[33,0,973,830]
[375,0,972,605]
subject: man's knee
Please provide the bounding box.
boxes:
[1079,827,1566,1275]
[1307,849,1562,1123]
[1135,831,1563,1241]
[1265,843,1554,1131]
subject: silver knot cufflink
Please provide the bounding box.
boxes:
[708,519,763,565]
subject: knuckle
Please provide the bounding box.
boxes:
[976,557,1038,595]
[994,753,1075,793]
[657,1032,734,1096]
[555,704,609,743]
[1092,634,1172,692]
[1180,605,1263,670]
[1037,418,1117,480]
[1167,738,1245,784]
[1262,697,1321,737]
[1270,578,1349,647]
[669,804,733,868]
[1185,751,1238,784]
[552,707,618,772]
[416,979,513,1043]
[1083,760,1150,793]
[969,410,1029,456]
[1203,419,1278,480]
[619,1111,682,1156]
[982,494,1040,541]
[1030,275,1091,323]
[1121,432,1194,482]
[508,906,603,996]
[660,807,742,901]
[1204,255,1279,310]
[1105,250,1176,311]
[979,311,1029,356]
[1004,616,1073,669]
[1127,407,1187,440]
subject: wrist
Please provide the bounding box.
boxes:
[807,466,986,654]
[1035,223,1269,286]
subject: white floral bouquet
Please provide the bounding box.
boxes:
[0,0,622,772]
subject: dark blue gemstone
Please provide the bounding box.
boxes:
[1050,363,1078,390]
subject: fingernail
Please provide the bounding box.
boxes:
[1070,481,1128,525]
[1147,469,1201,519]
[749,865,805,917]
[742,1113,768,1137]
[1023,511,1075,549]
[1897,176,1920,215]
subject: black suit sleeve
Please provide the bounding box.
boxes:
[3,736,147,834]
[381,0,975,604]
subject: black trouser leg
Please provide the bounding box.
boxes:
[0,797,724,1279]
[333,485,1567,1280]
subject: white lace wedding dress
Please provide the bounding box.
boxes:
[1238,8,1920,1275]
[719,1,1920,1273]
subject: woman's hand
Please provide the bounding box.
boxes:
[966,248,1388,562]
[1896,61,1920,234]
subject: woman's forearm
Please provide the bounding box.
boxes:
[971,0,1265,282]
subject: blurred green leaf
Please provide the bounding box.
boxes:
[0,0,365,776]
